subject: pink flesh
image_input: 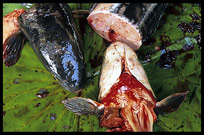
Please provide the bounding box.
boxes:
[88,12,142,50]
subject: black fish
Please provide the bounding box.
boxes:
[17,3,85,92]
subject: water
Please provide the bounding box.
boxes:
[13,78,21,84]
[36,89,49,98]
[50,113,56,120]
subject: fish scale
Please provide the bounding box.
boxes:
[17,3,85,92]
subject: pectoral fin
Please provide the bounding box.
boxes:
[3,31,26,67]
[62,97,104,117]
[154,91,189,115]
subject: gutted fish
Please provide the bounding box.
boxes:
[98,42,157,131]
[62,42,188,132]
[18,3,85,92]
[87,3,168,50]
[3,9,26,67]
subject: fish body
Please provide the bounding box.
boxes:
[99,42,157,131]
[63,3,188,132]
[3,3,85,92]
[63,41,188,131]
[87,3,168,50]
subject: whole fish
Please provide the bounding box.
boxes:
[87,3,168,50]
[3,3,85,92]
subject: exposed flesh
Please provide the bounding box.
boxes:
[99,42,156,131]
[3,9,25,66]
[100,72,157,131]
[3,9,25,45]
[88,10,142,50]
[99,42,155,100]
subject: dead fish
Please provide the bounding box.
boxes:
[87,3,168,50]
[62,42,189,132]
[3,3,85,92]
[3,9,26,67]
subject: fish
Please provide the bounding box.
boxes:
[3,9,26,67]
[87,3,168,50]
[3,3,85,92]
[62,3,188,132]
[62,42,189,132]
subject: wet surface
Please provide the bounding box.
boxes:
[18,3,85,92]
[50,113,56,120]
[155,49,177,69]
[2,3,201,132]
[13,78,21,84]
[108,29,117,42]
[156,36,196,69]
[36,89,49,98]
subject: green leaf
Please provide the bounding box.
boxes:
[3,3,201,132]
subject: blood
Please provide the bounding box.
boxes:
[100,73,157,131]
[101,73,156,107]
[87,18,93,25]
[108,29,117,42]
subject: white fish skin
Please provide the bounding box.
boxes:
[99,41,156,101]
